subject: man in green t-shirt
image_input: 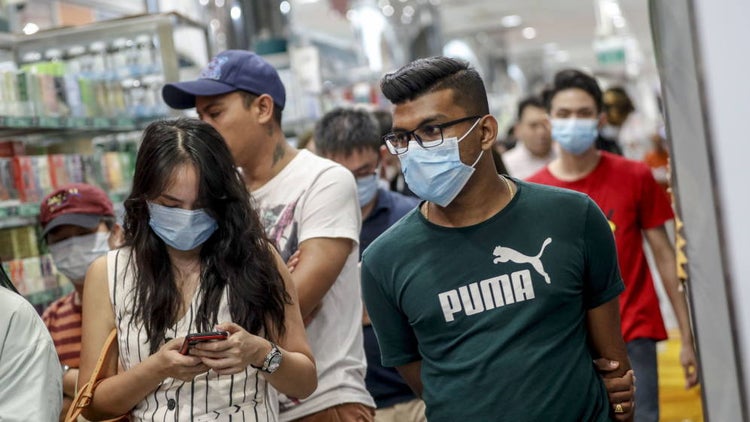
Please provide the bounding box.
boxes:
[361,56,635,421]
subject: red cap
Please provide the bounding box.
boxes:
[39,183,115,237]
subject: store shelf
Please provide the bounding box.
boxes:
[0,194,125,230]
[27,283,73,306]
[0,114,165,137]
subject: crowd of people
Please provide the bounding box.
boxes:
[0,48,698,422]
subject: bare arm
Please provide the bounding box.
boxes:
[79,256,209,419]
[395,360,423,399]
[587,297,633,421]
[644,225,699,388]
[290,237,354,319]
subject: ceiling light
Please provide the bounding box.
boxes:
[199,0,209,5]
[402,5,414,17]
[280,1,291,14]
[522,27,536,39]
[230,6,242,19]
[346,9,357,21]
[22,23,39,35]
[215,0,225,7]
[556,50,570,62]
[382,5,394,17]
[613,16,626,28]
[401,14,413,24]
[501,15,522,28]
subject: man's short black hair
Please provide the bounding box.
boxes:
[314,108,381,157]
[545,69,603,113]
[380,56,489,116]
[517,96,545,120]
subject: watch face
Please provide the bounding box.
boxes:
[267,353,282,373]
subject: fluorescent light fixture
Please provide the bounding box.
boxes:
[501,15,522,28]
[522,27,536,39]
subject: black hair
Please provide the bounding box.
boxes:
[380,56,489,116]
[545,69,603,113]
[604,86,635,113]
[314,108,381,157]
[516,96,545,120]
[371,109,393,138]
[123,118,290,353]
[240,91,283,126]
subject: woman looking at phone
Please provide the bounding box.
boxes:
[78,118,316,420]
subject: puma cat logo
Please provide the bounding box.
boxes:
[493,238,552,284]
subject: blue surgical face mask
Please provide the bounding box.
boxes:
[398,118,482,207]
[49,231,111,284]
[356,173,379,206]
[551,118,599,155]
[148,202,218,251]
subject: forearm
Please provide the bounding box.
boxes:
[654,251,694,344]
[82,354,166,419]
[62,368,79,398]
[262,349,317,399]
[587,298,631,378]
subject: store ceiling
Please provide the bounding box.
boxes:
[292,0,654,70]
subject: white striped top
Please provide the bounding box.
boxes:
[107,248,279,421]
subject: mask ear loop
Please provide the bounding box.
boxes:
[457,117,485,168]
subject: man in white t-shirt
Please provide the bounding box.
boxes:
[503,96,555,180]
[163,50,375,421]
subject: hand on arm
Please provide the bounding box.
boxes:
[587,297,634,422]
[191,247,317,399]
[644,225,699,389]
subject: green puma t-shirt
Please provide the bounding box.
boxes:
[361,180,624,422]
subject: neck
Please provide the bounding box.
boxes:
[167,247,201,279]
[522,142,551,159]
[425,162,513,228]
[240,130,298,191]
[548,147,601,181]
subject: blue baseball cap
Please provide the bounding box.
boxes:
[162,50,286,110]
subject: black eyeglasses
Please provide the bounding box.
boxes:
[382,115,481,155]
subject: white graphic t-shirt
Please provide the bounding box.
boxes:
[252,150,374,420]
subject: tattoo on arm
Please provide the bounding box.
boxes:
[273,143,285,166]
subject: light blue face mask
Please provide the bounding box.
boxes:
[147,202,218,251]
[356,173,379,206]
[551,118,599,155]
[398,118,482,207]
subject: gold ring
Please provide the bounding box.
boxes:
[614,403,625,414]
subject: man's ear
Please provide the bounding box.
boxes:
[479,115,499,151]
[255,94,276,125]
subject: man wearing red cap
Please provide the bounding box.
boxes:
[39,183,122,419]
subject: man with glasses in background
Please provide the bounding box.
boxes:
[361,56,636,421]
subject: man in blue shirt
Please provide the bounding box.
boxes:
[314,107,423,421]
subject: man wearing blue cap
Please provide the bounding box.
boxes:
[163,50,375,421]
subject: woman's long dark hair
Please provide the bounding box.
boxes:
[123,118,290,353]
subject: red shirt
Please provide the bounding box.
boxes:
[42,291,82,367]
[528,152,673,342]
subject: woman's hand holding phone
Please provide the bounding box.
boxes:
[153,338,211,382]
[188,322,272,376]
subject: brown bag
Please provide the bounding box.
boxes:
[64,328,127,422]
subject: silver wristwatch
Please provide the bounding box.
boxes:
[252,342,282,374]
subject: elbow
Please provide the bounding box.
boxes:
[296,366,319,399]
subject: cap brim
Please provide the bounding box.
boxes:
[41,214,102,238]
[162,80,237,109]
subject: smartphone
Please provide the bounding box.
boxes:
[179,330,229,355]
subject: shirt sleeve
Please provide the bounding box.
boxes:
[582,199,626,309]
[360,259,420,367]
[636,163,674,229]
[298,165,362,244]
[0,296,63,421]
